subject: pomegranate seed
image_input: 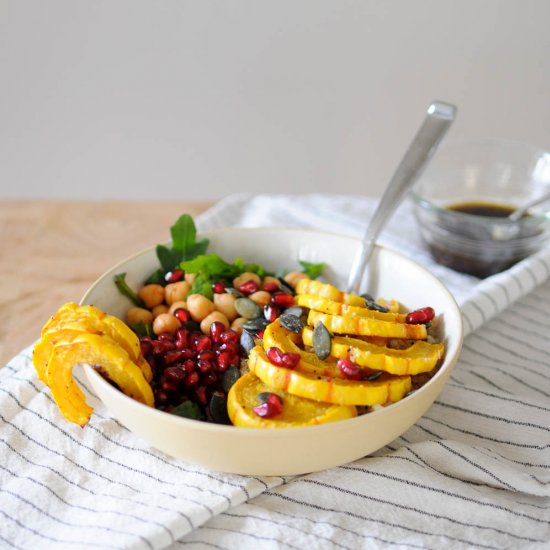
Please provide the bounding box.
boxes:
[406,307,435,325]
[271,292,295,308]
[152,340,176,355]
[202,372,219,386]
[160,381,180,393]
[264,304,281,323]
[238,280,260,295]
[212,281,226,294]
[210,321,226,343]
[337,358,362,380]
[217,350,236,372]
[194,385,208,405]
[197,350,216,362]
[181,359,196,374]
[139,338,153,356]
[217,341,239,356]
[158,333,175,342]
[256,329,265,339]
[219,329,239,344]
[164,366,186,384]
[184,371,200,389]
[262,281,280,293]
[198,359,214,374]
[176,330,190,350]
[164,350,194,365]
[194,334,212,353]
[155,391,168,405]
[173,308,191,323]
[253,393,283,418]
[266,347,300,369]
[165,269,184,283]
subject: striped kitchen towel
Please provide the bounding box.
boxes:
[1,193,549,549]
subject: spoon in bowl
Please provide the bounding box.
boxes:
[507,189,550,221]
[347,101,457,295]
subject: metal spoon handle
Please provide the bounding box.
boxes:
[346,101,457,294]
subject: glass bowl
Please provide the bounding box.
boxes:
[411,139,550,278]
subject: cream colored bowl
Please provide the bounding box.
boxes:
[81,227,463,476]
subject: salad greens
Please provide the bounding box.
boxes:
[115,213,327,303]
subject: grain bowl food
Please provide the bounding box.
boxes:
[33,216,463,475]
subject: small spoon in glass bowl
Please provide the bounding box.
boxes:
[507,189,550,221]
[347,100,457,295]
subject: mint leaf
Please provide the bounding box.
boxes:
[171,400,203,420]
[113,273,145,307]
[299,260,326,279]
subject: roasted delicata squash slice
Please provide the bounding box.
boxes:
[33,303,154,427]
[248,346,412,406]
[295,279,366,306]
[42,303,141,364]
[302,327,444,375]
[44,333,154,427]
[263,319,343,378]
[227,372,357,428]
[307,310,427,340]
[296,294,407,322]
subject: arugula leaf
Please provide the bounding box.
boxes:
[299,260,327,279]
[131,322,154,338]
[154,214,210,275]
[113,273,145,307]
[170,400,203,420]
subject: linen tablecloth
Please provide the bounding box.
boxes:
[1,194,549,549]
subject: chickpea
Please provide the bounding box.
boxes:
[186,293,216,322]
[137,284,165,309]
[284,271,308,289]
[165,281,191,305]
[126,307,153,326]
[152,313,181,335]
[261,276,281,291]
[184,273,196,285]
[233,271,261,289]
[213,292,238,321]
[230,316,247,335]
[151,304,169,318]
[200,311,230,335]
[168,300,187,315]
[249,290,271,307]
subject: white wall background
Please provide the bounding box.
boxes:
[1,0,549,200]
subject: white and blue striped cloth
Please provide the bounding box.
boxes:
[1,194,549,549]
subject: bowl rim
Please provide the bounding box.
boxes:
[81,226,464,437]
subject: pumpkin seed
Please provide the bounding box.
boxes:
[235,297,262,319]
[312,321,331,360]
[284,306,304,318]
[182,320,201,332]
[226,287,244,297]
[365,300,389,313]
[239,330,255,356]
[365,371,383,381]
[222,367,241,393]
[277,278,294,294]
[242,318,269,332]
[279,313,305,333]
[361,293,375,302]
[257,392,271,404]
[209,391,230,424]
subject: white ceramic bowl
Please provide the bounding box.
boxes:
[81,227,463,476]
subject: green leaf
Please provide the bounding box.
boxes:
[113,273,145,307]
[170,400,203,420]
[156,244,178,273]
[131,322,154,338]
[299,260,326,279]
[144,268,165,285]
[170,214,197,253]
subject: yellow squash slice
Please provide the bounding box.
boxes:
[227,372,357,428]
[296,294,407,322]
[307,310,427,340]
[45,333,154,427]
[248,346,412,406]
[295,279,366,306]
[42,303,141,361]
[302,327,444,375]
